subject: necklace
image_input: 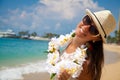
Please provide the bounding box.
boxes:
[46,30,87,80]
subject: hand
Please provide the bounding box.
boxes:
[58,70,71,80]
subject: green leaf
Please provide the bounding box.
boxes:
[49,51,53,53]
[50,73,56,80]
[44,51,49,53]
[43,50,54,54]
[73,60,79,64]
[71,33,75,37]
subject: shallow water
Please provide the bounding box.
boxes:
[0,38,49,80]
[0,38,48,67]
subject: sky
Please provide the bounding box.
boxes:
[0,0,120,36]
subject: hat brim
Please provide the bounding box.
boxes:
[86,9,106,43]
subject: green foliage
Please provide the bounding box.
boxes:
[17,31,60,39]
[18,31,38,37]
[107,30,120,44]
[30,32,37,37]
[18,31,29,37]
[42,33,59,39]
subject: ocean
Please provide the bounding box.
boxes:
[0,38,49,80]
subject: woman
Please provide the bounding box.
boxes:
[46,9,116,80]
[57,9,116,80]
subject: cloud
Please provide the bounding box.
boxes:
[39,0,104,19]
[20,11,27,18]
[55,23,61,30]
[0,0,104,35]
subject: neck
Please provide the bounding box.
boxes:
[71,36,86,48]
[65,36,87,53]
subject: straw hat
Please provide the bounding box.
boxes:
[86,9,116,43]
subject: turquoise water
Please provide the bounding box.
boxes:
[0,38,48,67]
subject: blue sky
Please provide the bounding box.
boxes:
[0,0,120,36]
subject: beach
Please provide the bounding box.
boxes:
[101,44,120,80]
[23,44,120,80]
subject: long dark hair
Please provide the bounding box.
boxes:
[86,40,104,80]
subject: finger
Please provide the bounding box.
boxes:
[62,70,70,80]
[58,72,67,80]
[58,70,71,80]
[58,74,63,80]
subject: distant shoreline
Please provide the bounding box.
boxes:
[29,36,50,41]
[0,36,50,41]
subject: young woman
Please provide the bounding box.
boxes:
[46,9,116,80]
[58,9,116,80]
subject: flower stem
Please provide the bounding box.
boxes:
[50,73,56,80]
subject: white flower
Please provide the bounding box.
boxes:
[54,60,82,77]
[46,51,60,65]
[48,38,59,52]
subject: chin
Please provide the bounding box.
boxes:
[76,33,85,39]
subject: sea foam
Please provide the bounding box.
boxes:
[0,60,47,80]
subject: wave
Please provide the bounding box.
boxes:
[0,60,47,80]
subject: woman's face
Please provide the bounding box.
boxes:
[75,15,100,42]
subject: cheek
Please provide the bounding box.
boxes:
[75,27,80,35]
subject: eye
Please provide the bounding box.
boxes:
[89,26,99,35]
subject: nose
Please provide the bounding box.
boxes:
[81,25,90,32]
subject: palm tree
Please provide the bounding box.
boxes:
[31,32,37,37]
